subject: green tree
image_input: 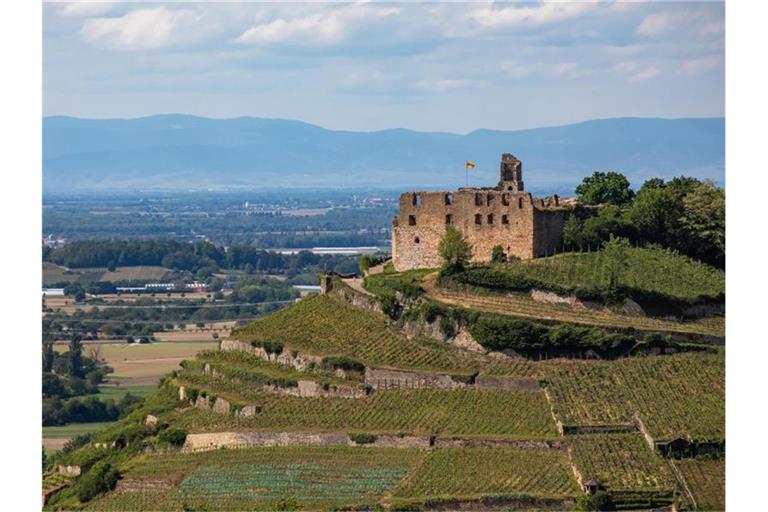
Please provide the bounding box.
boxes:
[42,341,55,373]
[490,245,506,263]
[602,235,631,289]
[576,171,635,206]
[563,215,584,250]
[680,180,725,266]
[438,226,472,272]
[69,334,84,378]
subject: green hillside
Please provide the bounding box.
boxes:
[44,268,725,511]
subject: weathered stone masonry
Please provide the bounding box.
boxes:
[392,153,568,271]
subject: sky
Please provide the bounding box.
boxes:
[43,1,725,133]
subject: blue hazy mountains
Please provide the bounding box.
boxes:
[43,115,724,194]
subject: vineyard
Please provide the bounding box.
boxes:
[674,459,725,511]
[569,434,677,493]
[392,447,579,502]
[169,381,560,439]
[542,352,725,441]
[425,276,724,337]
[485,246,724,302]
[86,446,423,511]
[232,294,540,377]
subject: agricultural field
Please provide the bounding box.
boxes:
[42,422,114,452]
[542,352,724,441]
[42,263,170,286]
[233,294,540,377]
[424,273,724,337]
[496,246,724,302]
[569,434,677,494]
[86,446,423,511]
[169,380,559,439]
[675,459,725,511]
[392,447,579,502]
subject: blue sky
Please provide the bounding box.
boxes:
[43,1,724,132]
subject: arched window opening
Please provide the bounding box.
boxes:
[487,214,494,224]
[445,193,454,205]
[408,215,416,226]
[474,213,482,225]
[501,215,509,225]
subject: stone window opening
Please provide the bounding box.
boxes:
[413,194,422,206]
[475,193,483,206]
[408,215,416,226]
[445,193,454,205]
[486,194,494,206]
[474,213,482,225]
[501,214,509,225]
[501,194,510,206]
[487,214,494,224]
[508,186,514,191]
[518,197,524,209]
[414,237,420,244]
[445,214,453,225]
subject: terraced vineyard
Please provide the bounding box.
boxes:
[170,380,559,439]
[392,447,579,502]
[424,273,724,337]
[232,294,540,377]
[675,459,725,511]
[569,434,677,493]
[86,447,423,511]
[496,246,725,302]
[543,352,725,440]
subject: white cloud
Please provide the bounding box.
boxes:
[467,2,596,29]
[636,13,672,36]
[678,55,722,75]
[81,6,200,50]
[236,2,400,46]
[615,62,661,82]
[58,1,117,18]
[414,79,484,92]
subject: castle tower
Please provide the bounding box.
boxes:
[497,153,524,192]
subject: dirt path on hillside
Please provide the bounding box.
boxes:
[421,273,724,338]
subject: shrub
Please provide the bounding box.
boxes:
[470,316,548,351]
[76,460,119,502]
[349,432,378,444]
[251,339,284,355]
[491,245,506,263]
[159,428,187,447]
[322,356,365,373]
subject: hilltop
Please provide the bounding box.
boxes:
[43,116,724,193]
[44,247,724,511]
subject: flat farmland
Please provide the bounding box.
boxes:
[55,341,217,387]
[43,422,114,452]
[98,266,170,282]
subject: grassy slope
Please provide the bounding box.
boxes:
[232,294,539,377]
[505,246,724,301]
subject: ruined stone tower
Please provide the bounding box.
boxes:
[391,153,568,271]
[498,153,524,192]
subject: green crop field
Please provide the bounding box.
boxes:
[86,446,423,511]
[392,447,579,501]
[170,376,558,439]
[675,459,725,511]
[543,352,724,441]
[483,246,724,301]
[232,294,539,377]
[569,434,677,493]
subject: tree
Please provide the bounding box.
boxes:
[679,180,725,266]
[69,334,84,378]
[438,226,472,272]
[490,245,506,263]
[602,235,631,289]
[575,171,635,206]
[42,341,55,372]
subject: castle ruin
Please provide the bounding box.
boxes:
[391,153,568,271]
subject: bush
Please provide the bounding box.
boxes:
[574,490,612,511]
[159,428,187,447]
[470,316,548,352]
[349,432,378,444]
[322,356,365,373]
[76,460,119,502]
[251,339,284,355]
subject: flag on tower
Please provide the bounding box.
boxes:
[466,161,476,169]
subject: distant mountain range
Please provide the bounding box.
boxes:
[43,115,724,195]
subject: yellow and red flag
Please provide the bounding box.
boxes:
[466,161,476,170]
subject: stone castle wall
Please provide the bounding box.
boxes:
[392,189,567,271]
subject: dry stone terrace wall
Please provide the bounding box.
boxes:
[181,431,565,452]
[219,339,323,371]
